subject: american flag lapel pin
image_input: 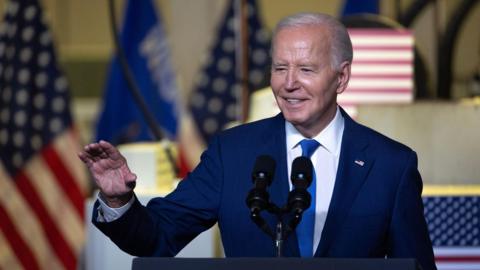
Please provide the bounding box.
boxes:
[354,160,365,167]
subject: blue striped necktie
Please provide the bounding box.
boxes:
[297,139,320,257]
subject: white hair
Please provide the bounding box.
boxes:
[272,12,353,69]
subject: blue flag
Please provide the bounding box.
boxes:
[188,0,271,145]
[341,0,379,16]
[96,0,179,144]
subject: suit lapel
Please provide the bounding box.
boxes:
[315,109,375,256]
[257,114,289,208]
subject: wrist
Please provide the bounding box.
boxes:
[99,191,134,208]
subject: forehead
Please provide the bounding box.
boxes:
[273,25,331,50]
[272,25,332,60]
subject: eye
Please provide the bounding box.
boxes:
[272,66,287,72]
[301,67,314,73]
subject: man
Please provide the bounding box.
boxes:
[79,12,436,270]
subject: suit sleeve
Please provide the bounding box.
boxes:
[92,135,224,257]
[388,151,437,270]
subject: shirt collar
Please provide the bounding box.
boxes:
[286,106,344,156]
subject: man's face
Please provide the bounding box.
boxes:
[270,25,349,137]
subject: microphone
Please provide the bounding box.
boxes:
[288,156,313,215]
[246,155,276,214]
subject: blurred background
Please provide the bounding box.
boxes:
[0,0,479,269]
[2,0,479,181]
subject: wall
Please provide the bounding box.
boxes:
[357,101,480,184]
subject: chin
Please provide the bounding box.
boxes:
[282,113,307,125]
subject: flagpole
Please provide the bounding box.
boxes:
[235,0,250,123]
[107,0,179,176]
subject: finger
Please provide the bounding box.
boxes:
[99,140,115,151]
[84,142,112,161]
[78,150,96,163]
[84,143,103,156]
[99,140,112,146]
[77,152,94,168]
[99,140,124,160]
[98,149,109,159]
[77,152,89,163]
[77,151,87,162]
[85,148,103,162]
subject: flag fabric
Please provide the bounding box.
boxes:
[341,0,379,16]
[423,189,480,270]
[338,29,414,117]
[0,0,89,269]
[187,0,270,147]
[337,0,414,118]
[96,0,179,144]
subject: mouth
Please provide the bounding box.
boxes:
[285,98,302,104]
[283,97,307,106]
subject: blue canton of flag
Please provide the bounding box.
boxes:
[96,0,179,144]
[423,196,480,269]
[0,0,89,269]
[341,0,379,16]
[188,0,271,144]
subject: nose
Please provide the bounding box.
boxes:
[285,69,299,91]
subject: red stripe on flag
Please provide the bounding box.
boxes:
[350,74,412,79]
[15,171,76,270]
[41,144,85,219]
[178,145,191,179]
[435,256,480,262]
[0,204,40,270]
[345,88,412,94]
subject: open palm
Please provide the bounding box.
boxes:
[78,140,137,205]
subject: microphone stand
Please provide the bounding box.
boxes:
[249,203,303,257]
[275,220,283,257]
[268,204,286,257]
[247,156,312,257]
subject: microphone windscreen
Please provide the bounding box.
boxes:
[252,155,276,185]
[291,156,313,188]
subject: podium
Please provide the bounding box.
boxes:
[132,258,421,270]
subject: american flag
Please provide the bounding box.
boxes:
[339,29,414,117]
[188,0,270,145]
[0,0,89,269]
[423,187,480,270]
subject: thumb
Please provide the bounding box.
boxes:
[125,172,137,182]
[125,172,137,189]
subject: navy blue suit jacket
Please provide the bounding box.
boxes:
[93,109,436,270]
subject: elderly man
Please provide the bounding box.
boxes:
[79,12,436,270]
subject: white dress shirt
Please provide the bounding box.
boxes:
[285,107,344,255]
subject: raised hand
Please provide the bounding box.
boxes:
[78,140,137,207]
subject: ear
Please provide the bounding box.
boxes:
[336,61,351,94]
